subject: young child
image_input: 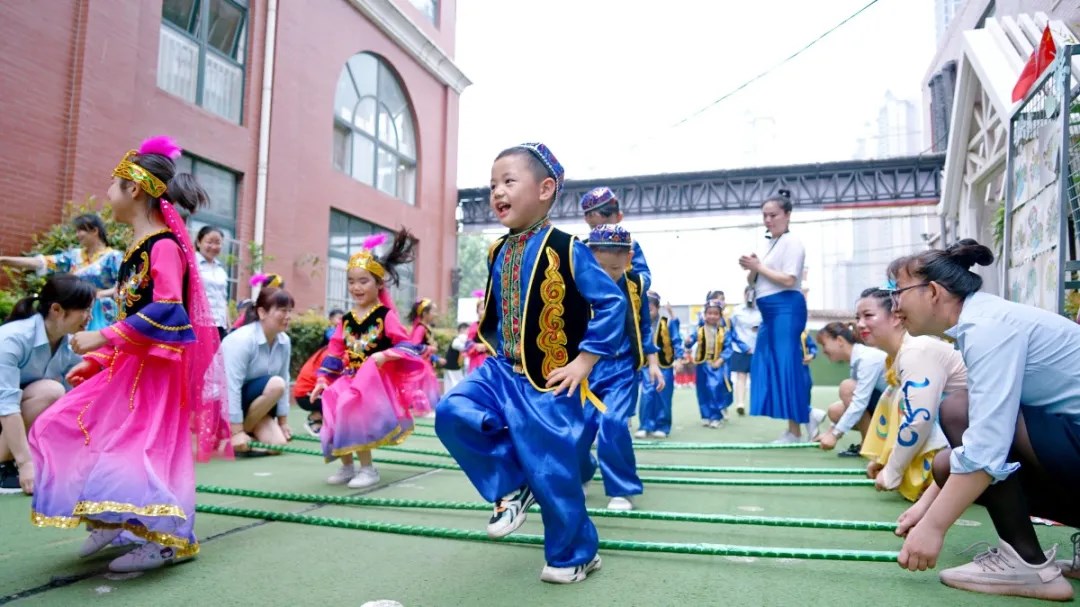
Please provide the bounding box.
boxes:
[436,143,625,584]
[324,308,345,345]
[578,224,664,512]
[686,299,744,428]
[636,291,683,439]
[310,231,440,489]
[293,344,329,436]
[406,297,442,417]
[580,187,651,290]
[442,322,469,393]
[464,290,489,374]
[29,137,230,572]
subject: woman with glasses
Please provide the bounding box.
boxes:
[888,239,1079,601]
[739,190,813,443]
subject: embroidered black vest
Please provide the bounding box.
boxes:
[342,306,393,371]
[694,324,725,364]
[417,323,436,348]
[479,228,588,390]
[654,317,676,368]
[621,270,646,371]
[116,231,187,320]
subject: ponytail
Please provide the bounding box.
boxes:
[4,274,95,324]
[126,153,209,217]
[816,321,859,345]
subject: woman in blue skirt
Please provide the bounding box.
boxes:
[739,189,811,443]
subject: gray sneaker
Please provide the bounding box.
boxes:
[1055,532,1080,581]
[939,539,1074,601]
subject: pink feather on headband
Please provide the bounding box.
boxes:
[362,233,388,250]
[472,289,485,298]
[249,273,268,287]
[138,136,182,160]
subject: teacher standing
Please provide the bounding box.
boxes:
[739,190,810,443]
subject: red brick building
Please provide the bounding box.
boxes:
[0,0,468,313]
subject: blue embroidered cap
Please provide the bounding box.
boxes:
[704,298,724,311]
[514,142,564,198]
[587,224,633,247]
[580,186,617,214]
[647,290,661,306]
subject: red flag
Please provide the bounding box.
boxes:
[1012,26,1057,102]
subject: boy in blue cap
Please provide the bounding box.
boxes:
[581,187,652,290]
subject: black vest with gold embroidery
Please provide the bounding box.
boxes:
[621,270,646,371]
[479,228,588,390]
[693,324,725,364]
[654,317,676,368]
[116,231,187,321]
[342,306,393,370]
[417,323,436,348]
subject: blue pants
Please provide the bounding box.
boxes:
[435,358,598,568]
[579,356,642,498]
[696,363,731,421]
[638,367,674,434]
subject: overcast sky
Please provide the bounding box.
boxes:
[452,0,938,308]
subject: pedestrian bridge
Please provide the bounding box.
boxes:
[457,153,945,230]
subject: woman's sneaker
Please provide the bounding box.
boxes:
[108,542,191,573]
[0,461,21,494]
[487,485,535,538]
[79,527,123,557]
[939,539,1074,601]
[540,554,602,584]
[1056,532,1080,580]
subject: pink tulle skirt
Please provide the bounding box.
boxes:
[29,345,198,556]
[321,351,440,461]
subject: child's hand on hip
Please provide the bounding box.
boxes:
[546,352,599,397]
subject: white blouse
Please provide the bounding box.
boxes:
[755,232,805,299]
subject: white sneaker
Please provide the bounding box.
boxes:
[806,408,826,441]
[108,542,190,573]
[606,497,633,511]
[347,466,380,489]
[649,430,667,438]
[707,420,721,429]
[79,527,123,557]
[487,485,536,539]
[940,539,1074,601]
[326,465,356,485]
[633,429,648,439]
[701,420,711,427]
[771,431,800,444]
[540,554,602,584]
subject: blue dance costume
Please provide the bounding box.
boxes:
[687,316,746,422]
[639,313,683,434]
[435,219,625,568]
[801,330,817,404]
[579,268,654,499]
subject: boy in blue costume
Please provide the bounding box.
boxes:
[636,291,683,438]
[580,187,651,290]
[435,143,625,584]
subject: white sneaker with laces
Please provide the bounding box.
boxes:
[540,554,602,584]
[487,485,536,538]
[649,430,667,438]
[771,431,800,444]
[939,539,1074,601]
[326,465,356,485]
[347,466,381,489]
[108,542,190,573]
[606,496,633,511]
[707,420,721,429]
[79,527,123,557]
[633,429,647,439]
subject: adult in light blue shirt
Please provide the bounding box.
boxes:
[221,288,295,455]
[0,275,93,494]
[889,240,1080,601]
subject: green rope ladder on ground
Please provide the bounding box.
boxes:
[195,484,897,532]
[248,442,874,487]
[194,502,900,563]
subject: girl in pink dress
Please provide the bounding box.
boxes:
[310,230,440,489]
[406,298,441,416]
[464,291,490,373]
[29,137,230,573]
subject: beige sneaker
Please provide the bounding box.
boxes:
[1055,532,1079,581]
[939,539,1074,601]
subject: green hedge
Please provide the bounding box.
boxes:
[287,310,331,377]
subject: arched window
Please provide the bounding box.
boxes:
[332,53,417,204]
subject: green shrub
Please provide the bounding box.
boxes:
[287,310,331,377]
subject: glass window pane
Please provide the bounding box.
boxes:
[333,123,351,173]
[193,161,237,220]
[162,0,199,32]
[395,108,415,159]
[207,0,245,59]
[353,97,377,135]
[376,149,398,196]
[377,63,407,117]
[334,70,358,123]
[351,135,375,186]
[377,107,398,148]
[397,158,416,205]
[329,211,350,258]
[175,154,194,175]
[406,0,438,24]
[326,257,349,312]
[347,54,378,97]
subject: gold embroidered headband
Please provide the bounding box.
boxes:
[113,150,167,198]
[347,250,386,279]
